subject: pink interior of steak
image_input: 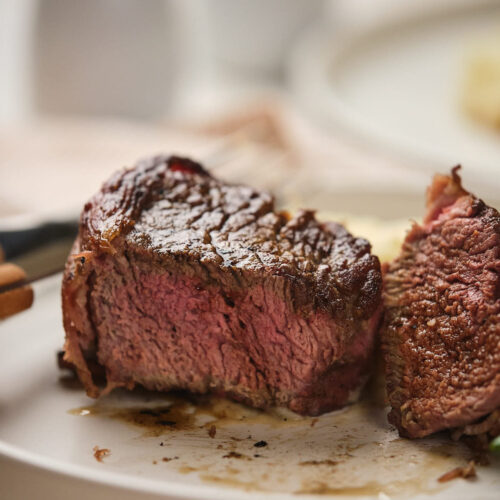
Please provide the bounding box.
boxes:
[423,166,468,226]
[84,256,378,416]
[383,168,500,437]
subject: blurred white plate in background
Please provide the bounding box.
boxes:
[290,0,500,195]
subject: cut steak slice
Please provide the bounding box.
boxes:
[382,167,500,438]
[61,155,382,416]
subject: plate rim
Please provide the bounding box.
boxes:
[0,439,294,500]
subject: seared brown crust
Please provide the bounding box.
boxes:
[73,155,380,319]
[382,168,500,438]
[62,155,382,408]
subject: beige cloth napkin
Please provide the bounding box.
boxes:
[0,102,430,224]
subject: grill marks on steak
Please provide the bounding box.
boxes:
[62,155,382,415]
[382,167,500,438]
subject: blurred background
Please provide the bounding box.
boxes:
[1,0,500,227]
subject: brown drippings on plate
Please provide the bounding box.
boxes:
[199,474,265,492]
[70,400,196,437]
[208,424,216,438]
[69,392,312,437]
[68,390,488,496]
[299,459,337,466]
[178,465,200,474]
[93,446,110,462]
[222,451,251,460]
[296,477,445,497]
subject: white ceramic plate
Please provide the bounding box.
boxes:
[289,0,500,197]
[1,275,499,500]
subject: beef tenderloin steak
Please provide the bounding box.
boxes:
[62,155,382,415]
[382,167,500,438]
